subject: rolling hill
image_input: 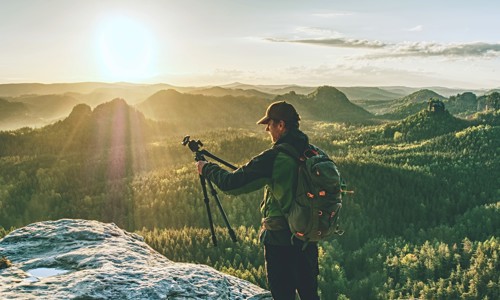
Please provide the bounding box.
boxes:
[383,108,469,142]
[137,86,376,131]
[0,98,44,130]
[336,86,404,101]
[0,98,29,119]
[0,89,498,300]
[136,89,271,132]
[2,82,496,133]
[220,82,317,95]
[0,82,180,98]
[15,94,80,119]
[0,98,154,157]
[383,89,447,119]
[0,94,82,130]
[188,86,272,99]
[273,86,375,123]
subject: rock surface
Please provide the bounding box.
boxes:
[0,219,271,299]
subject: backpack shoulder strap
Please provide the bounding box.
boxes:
[308,144,327,157]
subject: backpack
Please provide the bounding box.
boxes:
[275,143,346,244]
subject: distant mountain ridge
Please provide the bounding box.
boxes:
[137,89,270,131]
[1,82,492,100]
[1,82,498,131]
[400,89,446,103]
[0,98,29,118]
[0,98,42,130]
[137,86,375,130]
[1,85,378,132]
[0,98,154,156]
[0,82,176,98]
[220,82,317,95]
[189,86,272,99]
[336,86,405,101]
[15,94,80,120]
[274,86,375,123]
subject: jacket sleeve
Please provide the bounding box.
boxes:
[201,149,275,195]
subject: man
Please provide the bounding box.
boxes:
[195,101,320,300]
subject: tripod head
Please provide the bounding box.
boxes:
[182,135,205,161]
[183,135,238,169]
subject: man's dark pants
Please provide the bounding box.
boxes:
[264,241,320,300]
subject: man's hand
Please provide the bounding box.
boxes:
[196,161,208,175]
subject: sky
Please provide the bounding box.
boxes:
[1,0,499,89]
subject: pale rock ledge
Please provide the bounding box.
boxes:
[0,219,271,299]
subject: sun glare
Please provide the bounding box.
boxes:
[98,16,156,82]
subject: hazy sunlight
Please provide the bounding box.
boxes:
[97,16,156,82]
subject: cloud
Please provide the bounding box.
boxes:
[295,27,343,38]
[311,11,354,18]
[265,32,500,58]
[407,25,423,32]
[370,42,500,59]
[265,37,387,49]
[265,26,387,49]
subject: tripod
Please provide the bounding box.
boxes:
[182,136,238,246]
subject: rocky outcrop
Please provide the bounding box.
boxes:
[0,219,271,299]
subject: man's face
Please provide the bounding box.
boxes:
[265,119,285,143]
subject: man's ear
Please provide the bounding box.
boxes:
[278,120,286,130]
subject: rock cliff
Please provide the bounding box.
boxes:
[0,219,271,299]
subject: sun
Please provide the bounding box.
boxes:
[97,16,156,82]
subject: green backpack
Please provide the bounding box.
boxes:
[275,143,345,243]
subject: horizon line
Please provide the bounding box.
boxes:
[0,81,498,91]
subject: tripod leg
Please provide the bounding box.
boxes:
[200,175,217,246]
[206,179,237,243]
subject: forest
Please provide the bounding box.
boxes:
[0,87,499,299]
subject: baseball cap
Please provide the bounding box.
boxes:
[256,101,300,125]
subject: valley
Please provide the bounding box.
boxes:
[0,83,499,299]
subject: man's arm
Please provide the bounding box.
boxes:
[199,149,276,195]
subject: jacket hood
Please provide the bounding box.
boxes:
[275,128,309,154]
